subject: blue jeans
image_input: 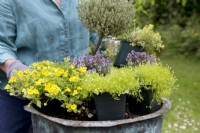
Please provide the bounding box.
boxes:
[0,90,31,133]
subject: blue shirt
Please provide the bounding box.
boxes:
[0,0,98,88]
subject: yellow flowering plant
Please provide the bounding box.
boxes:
[5,58,87,113]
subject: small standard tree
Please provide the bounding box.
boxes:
[77,0,134,54]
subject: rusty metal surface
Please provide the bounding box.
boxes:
[24,98,171,133]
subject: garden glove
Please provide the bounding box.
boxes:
[6,60,31,79]
[6,60,31,100]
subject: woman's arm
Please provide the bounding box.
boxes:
[0,1,30,78]
[0,0,18,73]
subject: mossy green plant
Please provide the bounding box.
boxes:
[133,63,178,103]
[81,67,140,99]
[77,0,134,54]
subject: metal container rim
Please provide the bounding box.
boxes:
[24,98,171,127]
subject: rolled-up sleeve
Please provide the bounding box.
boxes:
[0,0,17,64]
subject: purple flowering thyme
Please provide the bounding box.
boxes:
[126,50,156,66]
[73,53,112,75]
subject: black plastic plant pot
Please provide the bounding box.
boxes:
[114,40,143,68]
[24,98,171,133]
[128,89,162,115]
[94,93,126,121]
[33,99,69,118]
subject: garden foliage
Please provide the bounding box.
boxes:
[133,0,200,57]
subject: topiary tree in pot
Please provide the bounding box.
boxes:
[77,0,134,55]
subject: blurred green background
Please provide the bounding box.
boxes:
[132,0,200,132]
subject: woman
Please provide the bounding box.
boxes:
[0,0,98,132]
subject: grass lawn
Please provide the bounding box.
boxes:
[161,54,200,133]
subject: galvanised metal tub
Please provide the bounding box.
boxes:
[24,98,171,133]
